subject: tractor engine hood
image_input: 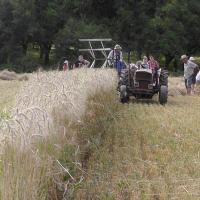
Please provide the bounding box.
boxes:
[135,69,153,81]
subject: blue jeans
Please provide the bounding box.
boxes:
[185,76,193,89]
[115,61,124,76]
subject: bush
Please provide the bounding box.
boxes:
[13,55,39,73]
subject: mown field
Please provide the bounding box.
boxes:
[1,70,200,200]
[75,91,200,200]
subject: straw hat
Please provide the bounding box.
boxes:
[180,55,188,60]
[114,44,122,50]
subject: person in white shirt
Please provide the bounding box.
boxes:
[107,44,123,65]
[189,57,199,93]
[107,44,124,76]
[181,55,197,95]
[142,56,149,69]
[196,71,200,85]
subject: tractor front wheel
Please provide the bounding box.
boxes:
[159,85,168,105]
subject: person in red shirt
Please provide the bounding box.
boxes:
[147,56,160,71]
[148,56,160,85]
[63,60,69,71]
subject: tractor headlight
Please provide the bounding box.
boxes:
[148,84,153,89]
[134,81,139,87]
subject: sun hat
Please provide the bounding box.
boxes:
[189,57,195,61]
[114,44,122,50]
[180,55,188,60]
[143,56,148,59]
[64,60,68,64]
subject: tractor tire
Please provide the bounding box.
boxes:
[117,69,129,92]
[120,69,129,85]
[121,96,129,103]
[159,85,168,105]
[159,69,168,86]
[120,85,129,103]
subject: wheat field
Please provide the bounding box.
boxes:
[0,69,117,200]
[1,69,200,199]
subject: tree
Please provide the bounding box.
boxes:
[33,0,69,64]
[55,18,110,62]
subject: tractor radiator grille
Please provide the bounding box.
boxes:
[135,72,152,81]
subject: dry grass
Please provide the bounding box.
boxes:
[74,84,200,200]
[168,77,186,96]
[2,69,200,200]
[0,70,28,81]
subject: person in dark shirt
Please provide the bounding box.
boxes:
[73,55,90,68]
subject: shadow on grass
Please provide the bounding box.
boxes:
[130,98,159,105]
[119,95,186,107]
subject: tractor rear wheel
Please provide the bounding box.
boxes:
[120,69,129,85]
[120,85,129,103]
[159,85,168,105]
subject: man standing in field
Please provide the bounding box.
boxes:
[181,55,197,95]
[107,44,124,76]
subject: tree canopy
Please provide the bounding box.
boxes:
[0,0,199,71]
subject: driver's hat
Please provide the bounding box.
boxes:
[180,55,188,60]
[114,44,122,50]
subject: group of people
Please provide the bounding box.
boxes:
[62,45,200,96]
[62,44,161,75]
[108,44,160,76]
[62,55,90,71]
[181,55,200,95]
[107,45,200,96]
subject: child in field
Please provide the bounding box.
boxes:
[63,60,69,71]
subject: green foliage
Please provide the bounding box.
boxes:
[0,0,200,71]
[55,18,110,60]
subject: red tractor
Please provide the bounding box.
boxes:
[118,66,168,104]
